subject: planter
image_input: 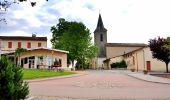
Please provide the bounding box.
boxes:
[143,70,148,74]
[131,69,135,72]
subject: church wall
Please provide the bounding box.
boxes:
[92,57,106,69]
[109,56,123,66]
[106,46,142,59]
[97,57,106,68]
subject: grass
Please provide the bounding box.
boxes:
[22,69,76,79]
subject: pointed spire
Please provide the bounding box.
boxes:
[94,13,107,33]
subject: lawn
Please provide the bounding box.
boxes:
[22,69,76,79]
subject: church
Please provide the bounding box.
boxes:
[92,14,147,69]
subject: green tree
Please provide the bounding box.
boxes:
[0,56,29,100]
[51,18,97,68]
[165,37,170,50]
[15,48,27,65]
[149,37,170,73]
[51,18,70,48]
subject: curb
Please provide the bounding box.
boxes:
[25,73,88,83]
[126,73,170,84]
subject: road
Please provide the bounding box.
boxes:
[28,70,170,100]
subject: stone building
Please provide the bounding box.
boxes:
[0,35,69,70]
[93,14,147,69]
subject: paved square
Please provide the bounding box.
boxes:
[28,70,170,100]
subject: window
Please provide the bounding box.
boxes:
[27,42,31,48]
[18,42,21,48]
[38,42,41,47]
[100,34,103,41]
[8,42,12,48]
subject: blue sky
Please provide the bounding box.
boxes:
[0,0,170,47]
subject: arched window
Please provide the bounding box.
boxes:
[100,34,103,41]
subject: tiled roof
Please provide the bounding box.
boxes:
[27,47,69,53]
[0,36,47,41]
[106,43,147,47]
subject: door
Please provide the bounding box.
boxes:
[146,61,151,71]
[28,56,35,69]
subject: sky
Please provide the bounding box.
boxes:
[0,0,170,47]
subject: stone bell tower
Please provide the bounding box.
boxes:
[93,13,107,68]
[94,13,107,58]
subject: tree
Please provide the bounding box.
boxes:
[149,37,170,73]
[51,18,97,68]
[165,37,170,50]
[0,56,29,99]
[15,48,27,65]
[51,18,70,48]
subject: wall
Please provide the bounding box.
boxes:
[91,57,106,69]
[109,56,123,65]
[144,47,170,72]
[94,31,107,57]
[125,47,170,72]
[106,46,142,59]
[20,49,67,69]
[1,40,47,54]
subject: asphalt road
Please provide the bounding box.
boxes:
[28,70,170,100]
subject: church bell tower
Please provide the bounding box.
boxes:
[94,13,107,58]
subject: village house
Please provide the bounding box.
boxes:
[0,35,47,54]
[108,46,170,72]
[0,35,69,70]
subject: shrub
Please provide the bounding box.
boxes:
[0,56,29,100]
[143,70,148,74]
[111,60,127,68]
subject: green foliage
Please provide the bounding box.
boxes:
[51,18,97,68]
[15,48,27,57]
[164,37,170,50]
[149,37,170,73]
[0,56,29,100]
[15,48,27,65]
[111,60,127,68]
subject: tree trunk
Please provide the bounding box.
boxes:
[18,56,20,65]
[71,60,74,68]
[165,62,169,73]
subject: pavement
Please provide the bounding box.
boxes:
[26,70,170,84]
[124,70,170,84]
[28,70,170,100]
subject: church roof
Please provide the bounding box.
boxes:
[94,14,107,33]
[106,43,147,47]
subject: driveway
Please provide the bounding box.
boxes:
[28,70,170,100]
